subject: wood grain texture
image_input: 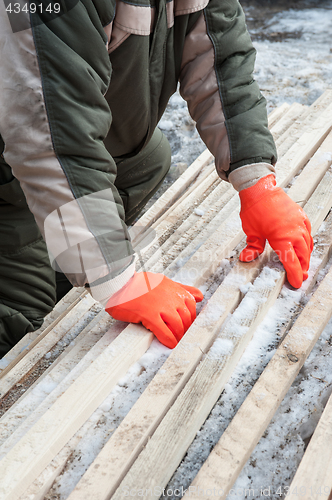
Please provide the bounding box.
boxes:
[131,97,296,251]
[134,166,217,256]
[168,195,242,285]
[182,170,332,498]
[0,103,301,388]
[0,312,118,453]
[169,119,332,288]
[267,102,290,128]
[0,288,85,379]
[0,294,97,401]
[288,391,332,498]
[66,110,332,500]
[145,181,234,274]
[130,148,213,243]
[303,168,332,232]
[185,264,332,499]
[287,132,332,206]
[67,255,268,500]
[112,265,285,499]
[132,93,291,251]
[270,102,307,142]
[276,90,332,157]
[276,101,332,187]
[0,325,154,500]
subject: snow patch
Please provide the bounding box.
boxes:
[0,358,9,369]
[194,208,205,216]
[208,338,234,359]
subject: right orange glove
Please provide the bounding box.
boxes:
[106,272,203,349]
[239,175,313,288]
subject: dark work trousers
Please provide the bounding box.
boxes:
[0,128,171,357]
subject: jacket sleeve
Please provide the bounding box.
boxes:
[0,1,136,305]
[179,0,278,190]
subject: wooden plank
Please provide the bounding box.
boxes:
[143,181,234,274]
[277,210,332,344]
[0,294,97,401]
[0,98,320,379]
[165,194,240,281]
[19,419,96,500]
[135,102,311,257]
[18,110,308,496]
[170,199,242,287]
[0,287,85,378]
[302,210,332,294]
[0,163,212,379]
[67,257,268,500]
[288,391,332,499]
[129,149,213,244]
[0,148,276,496]
[143,101,312,278]
[0,99,310,392]
[185,263,332,499]
[0,324,154,500]
[67,143,332,500]
[112,263,285,499]
[301,167,332,231]
[69,225,332,500]
[0,111,304,420]
[0,159,215,383]
[134,166,218,256]
[275,101,332,187]
[135,162,216,242]
[111,166,332,496]
[177,164,332,499]
[276,90,332,157]
[0,321,124,460]
[267,103,290,129]
[270,102,307,142]
[144,106,325,280]
[287,132,332,206]
[19,455,68,500]
[33,287,86,335]
[153,100,320,282]
[0,311,116,449]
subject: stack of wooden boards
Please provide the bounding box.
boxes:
[1,90,332,499]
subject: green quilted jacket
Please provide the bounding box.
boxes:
[0,0,277,303]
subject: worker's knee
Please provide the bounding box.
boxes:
[150,128,172,185]
[115,128,172,224]
[0,304,43,358]
[0,237,56,358]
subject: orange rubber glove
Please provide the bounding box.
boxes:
[239,175,313,288]
[106,272,203,349]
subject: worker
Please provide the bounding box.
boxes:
[0,0,313,358]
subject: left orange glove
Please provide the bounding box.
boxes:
[106,272,203,349]
[239,175,313,288]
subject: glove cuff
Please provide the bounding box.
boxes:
[228,163,276,192]
[239,174,278,212]
[86,256,136,306]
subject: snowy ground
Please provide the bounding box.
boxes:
[244,1,332,111]
[153,0,332,203]
[8,2,332,498]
